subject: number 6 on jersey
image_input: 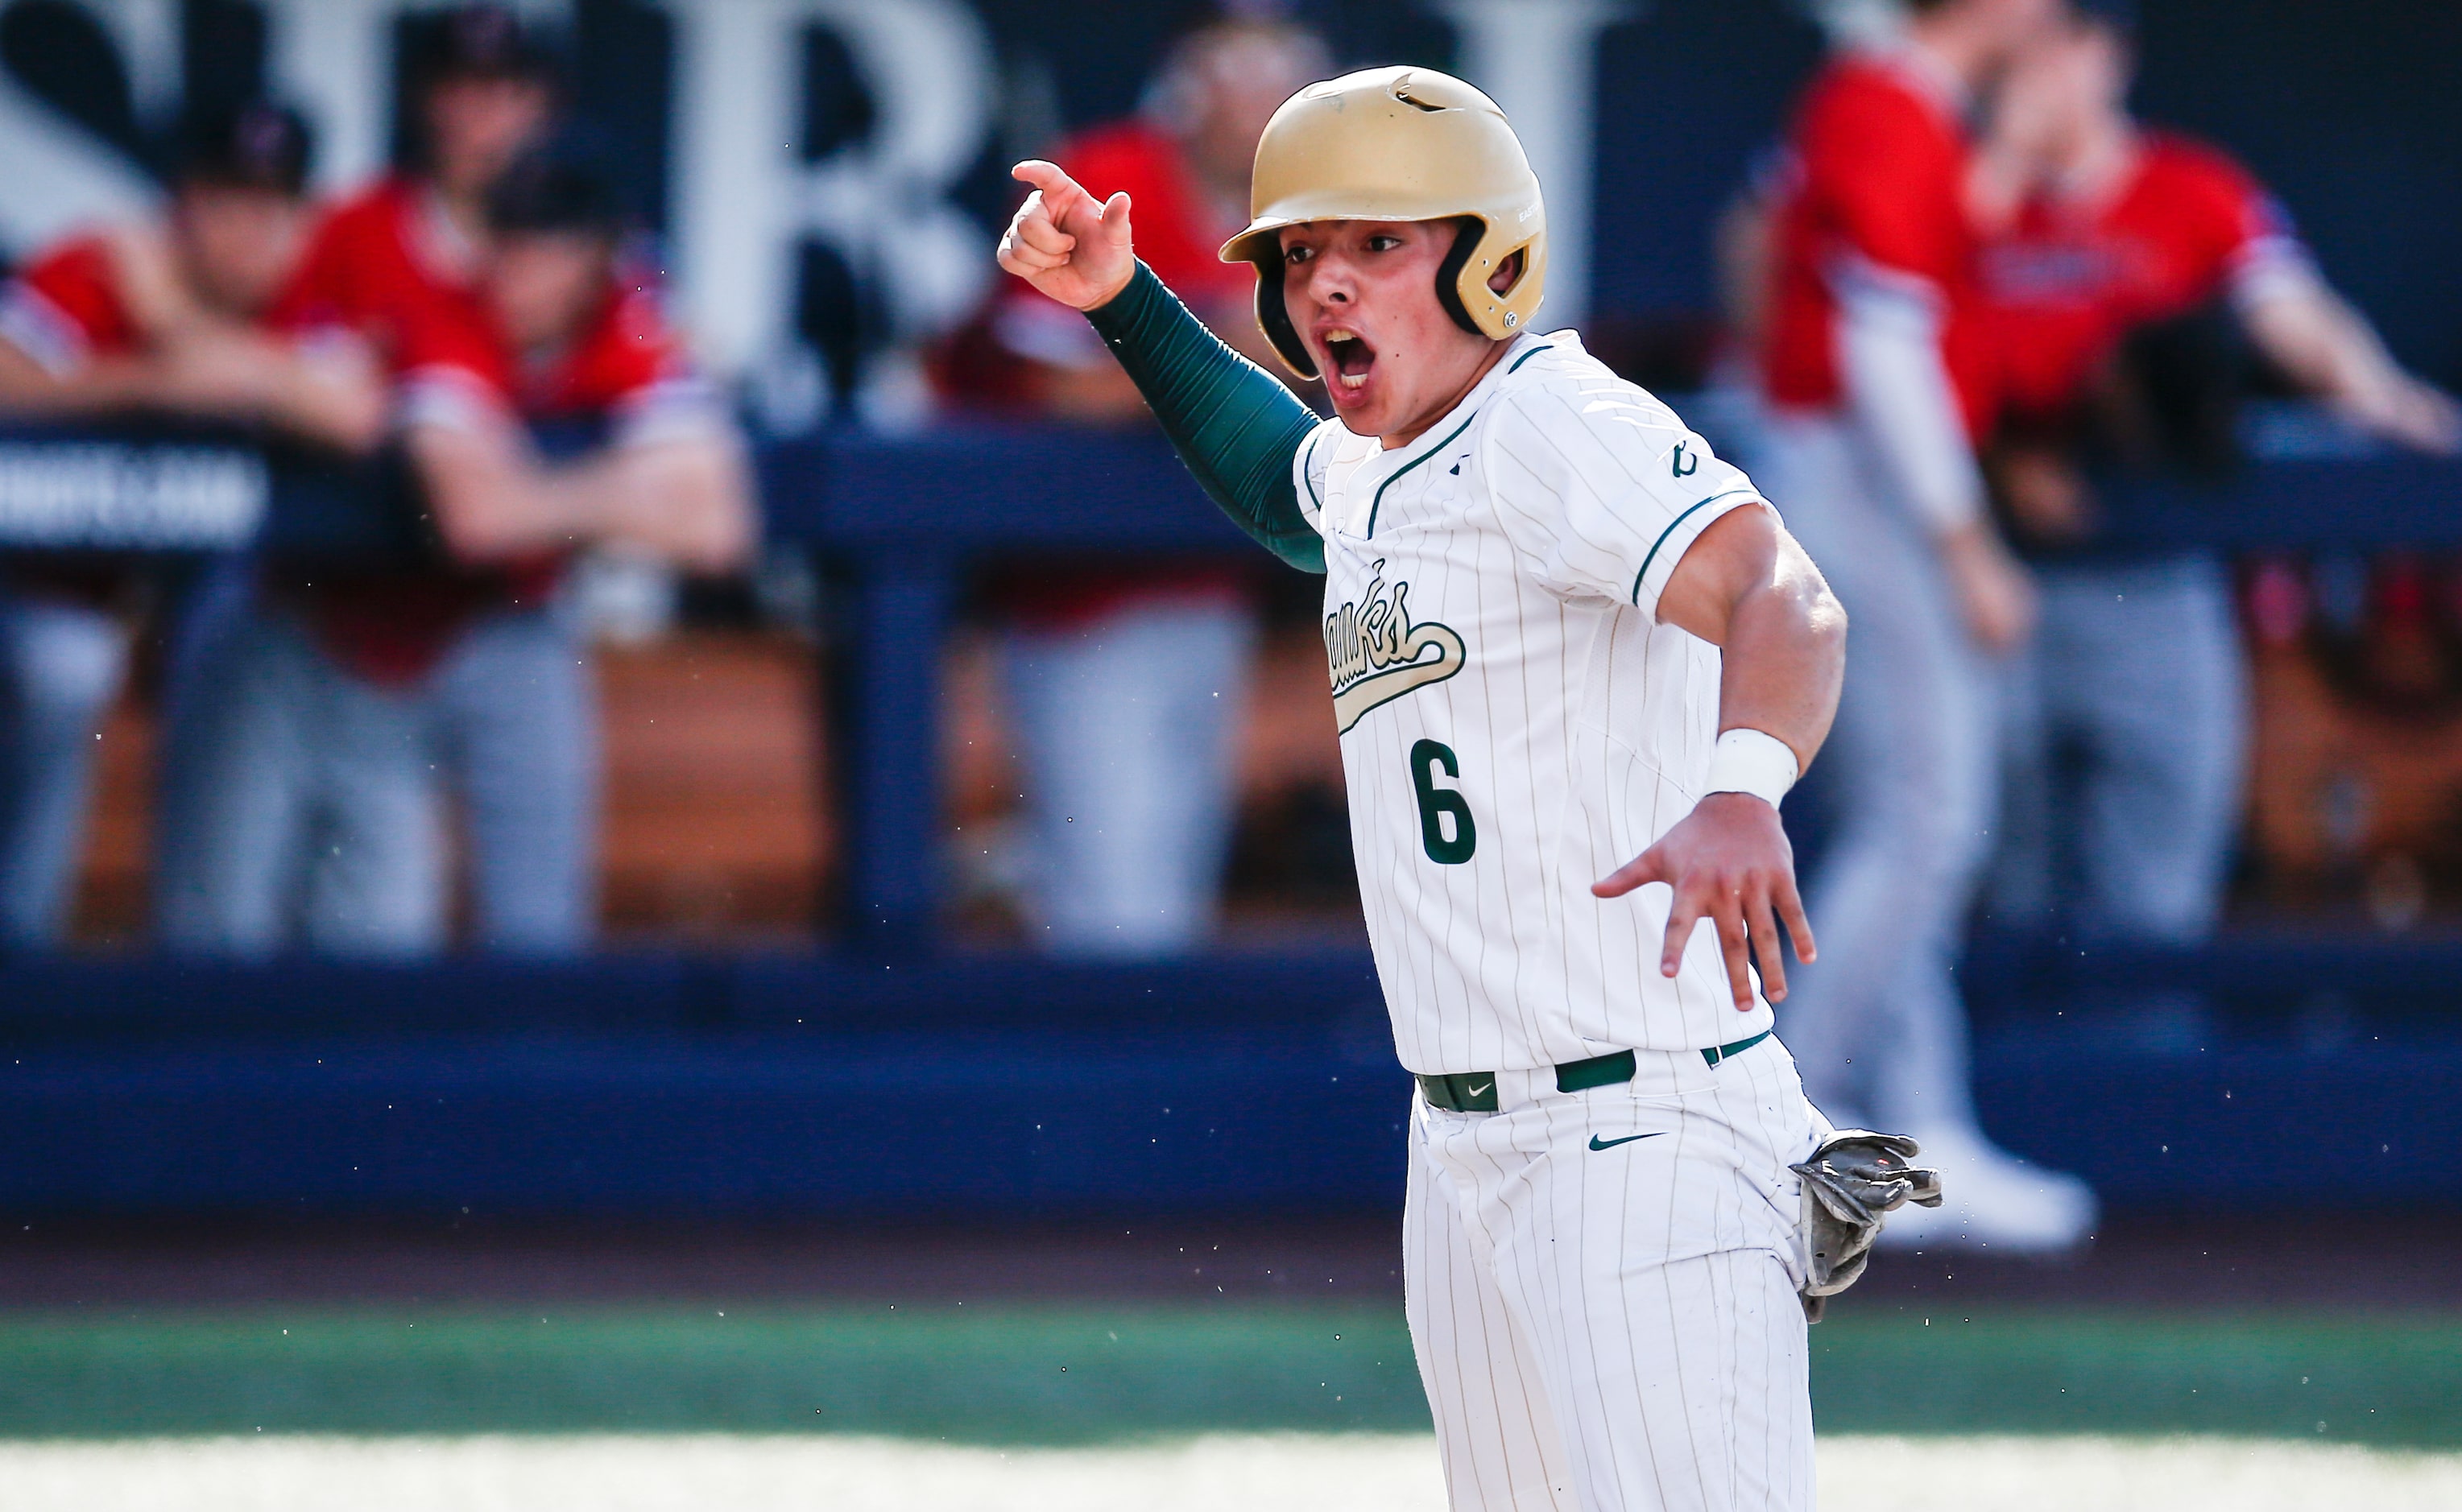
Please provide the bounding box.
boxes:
[1410,739,1476,865]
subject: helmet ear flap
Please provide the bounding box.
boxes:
[1434,217,1484,338]
[1252,256,1318,378]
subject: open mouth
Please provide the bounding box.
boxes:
[1322,328,1376,393]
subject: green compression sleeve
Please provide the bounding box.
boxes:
[1083,260,1325,574]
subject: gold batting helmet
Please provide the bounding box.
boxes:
[1219,66,1548,379]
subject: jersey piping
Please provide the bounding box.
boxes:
[1366,410,1481,539]
[1362,342,1554,539]
[1632,488,1757,605]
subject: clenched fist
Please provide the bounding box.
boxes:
[995,159,1137,312]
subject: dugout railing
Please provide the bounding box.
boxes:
[0,415,2452,1217]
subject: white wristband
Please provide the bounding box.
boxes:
[1706,728,1799,808]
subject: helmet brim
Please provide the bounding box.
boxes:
[1219,202,1498,267]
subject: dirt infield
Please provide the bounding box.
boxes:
[2,1209,2451,1451]
[1,1209,2452,1312]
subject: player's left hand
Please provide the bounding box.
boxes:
[1591,792,1814,1010]
[997,160,1135,312]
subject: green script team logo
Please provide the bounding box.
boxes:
[1326,561,1467,734]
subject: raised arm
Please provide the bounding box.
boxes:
[995,159,1323,572]
[1593,505,1848,1010]
[2239,269,2461,454]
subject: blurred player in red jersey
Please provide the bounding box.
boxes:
[0,101,381,946]
[0,105,379,447]
[1980,3,2459,961]
[154,136,754,955]
[271,3,553,380]
[963,19,1327,956]
[1753,0,2101,1253]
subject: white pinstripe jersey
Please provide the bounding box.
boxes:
[1295,329,1777,1074]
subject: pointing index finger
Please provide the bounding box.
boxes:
[1592,847,1665,900]
[1012,159,1089,217]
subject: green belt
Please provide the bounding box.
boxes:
[1416,1029,1773,1113]
[1701,1027,1773,1068]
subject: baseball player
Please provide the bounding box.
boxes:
[1753,0,2100,1253]
[0,101,379,947]
[1983,0,2460,957]
[1000,66,1932,1512]
[155,151,752,956]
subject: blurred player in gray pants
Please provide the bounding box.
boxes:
[0,102,380,946]
[155,138,753,956]
[1976,5,2460,960]
[976,19,1325,956]
[1752,0,2099,1251]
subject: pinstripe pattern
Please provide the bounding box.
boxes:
[1407,1039,1825,1511]
[1295,333,1821,1507]
[1292,331,1779,1074]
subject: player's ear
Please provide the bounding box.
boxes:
[1487,249,1525,296]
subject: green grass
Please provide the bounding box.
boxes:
[0,1303,2452,1447]
[0,1306,1422,1442]
[1809,1312,2460,1446]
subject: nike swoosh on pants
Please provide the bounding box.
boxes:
[1588,1133,1664,1151]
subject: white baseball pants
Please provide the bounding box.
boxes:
[1405,1036,1828,1512]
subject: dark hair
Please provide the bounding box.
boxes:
[175,101,314,196]
[2070,0,2138,31]
[415,3,554,89]
[486,154,625,240]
